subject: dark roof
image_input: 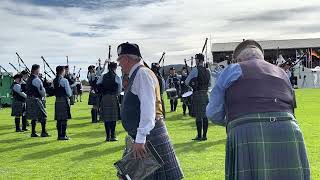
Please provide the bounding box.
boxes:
[212,38,320,52]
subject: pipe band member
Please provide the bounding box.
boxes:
[26,64,49,137]
[117,42,183,180]
[53,66,72,140]
[180,67,192,116]
[206,40,310,180]
[185,53,211,141]
[76,77,83,102]
[11,73,28,132]
[97,62,122,142]
[151,62,166,118]
[64,65,77,105]
[87,65,99,123]
[166,67,181,112]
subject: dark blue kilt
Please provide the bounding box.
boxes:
[26,97,47,121]
[100,94,119,122]
[55,97,71,121]
[88,92,100,106]
[11,100,25,117]
[126,120,184,180]
[190,90,208,118]
[226,112,310,180]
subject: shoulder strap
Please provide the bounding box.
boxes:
[126,65,144,93]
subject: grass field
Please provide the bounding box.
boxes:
[0,89,319,180]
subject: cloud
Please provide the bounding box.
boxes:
[0,0,320,79]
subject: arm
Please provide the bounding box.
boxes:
[206,64,242,126]
[185,68,198,85]
[13,84,27,99]
[32,78,46,97]
[131,69,157,144]
[61,78,72,97]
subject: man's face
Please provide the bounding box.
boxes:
[61,69,66,77]
[118,55,130,74]
[65,68,69,74]
[170,69,175,75]
[22,74,28,80]
[35,68,40,75]
[15,78,21,83]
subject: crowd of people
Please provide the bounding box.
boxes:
[8,40,310,180]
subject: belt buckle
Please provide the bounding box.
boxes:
[270,117,276,123]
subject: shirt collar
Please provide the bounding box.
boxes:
[129,61,143,78]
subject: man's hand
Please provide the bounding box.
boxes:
[132,143,147,159]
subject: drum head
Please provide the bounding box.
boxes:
[166,88,177,92]
[120,91,124,96]
[182,91,193,98]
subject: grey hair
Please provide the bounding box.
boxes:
[235,47,264,62]
[123,54,141,62]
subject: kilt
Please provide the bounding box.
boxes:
[100,94,119,122]
[181,96,192,106]
[190,90,208,118]
[11,100,26,117]
[126,120,184,180]
[54,97,71,121]
[88,92,99,106]
[226,112,310,180]
[26,97,47,121]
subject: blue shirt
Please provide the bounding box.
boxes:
[32,76,46,97]
[59,77,73,97]
[206,64,242,126]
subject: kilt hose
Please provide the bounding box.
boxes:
[26,97,47,121]
[226,112,310,180]
[11,100,26,117]
[190,90,208,119]
[125,120,184,180]
[55,97,71,121]
[100,94,119,122]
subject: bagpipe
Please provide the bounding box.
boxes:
[41,56,56,97]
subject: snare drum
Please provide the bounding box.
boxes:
[166,88,178,100]
[182,91,193,98]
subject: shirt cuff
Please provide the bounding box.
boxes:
[135,132,147,144]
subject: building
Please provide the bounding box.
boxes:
[212,38,320,67]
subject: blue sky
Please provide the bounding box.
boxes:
[0,0,319,78]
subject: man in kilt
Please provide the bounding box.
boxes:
[186,53,211,141]
[76,77,83,102]
[117,42,183,180]
[87,65,99,123]
[180,67,192,116]
[206,40,310,180]
[64,66,77,105]
[11,73,28,132]
[97,62,122,142]
[53,66,72,140]
[165,67,181,112]
[26,64,50,137]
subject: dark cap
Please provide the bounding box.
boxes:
[195,53,205,61]
[65,65,69,69]
[108,62,117,70]
[88,65,95,71]
[13,73,23,79]
[21,70,28,75]
[56,66,65,75]
[31,64,40,72]
[117,42,142,58]
[233,39,264,60]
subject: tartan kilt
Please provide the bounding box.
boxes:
[11,100,25,117]
[55,97,71,121]
[190,90,208,118]
[88,92,99,106]
[226,112,310,180]
[127,120,184,180]
[100,94,119,122]
[26,97,47,120]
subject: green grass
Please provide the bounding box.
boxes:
[0,89,319,179]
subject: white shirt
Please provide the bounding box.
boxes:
[129,61,158,144]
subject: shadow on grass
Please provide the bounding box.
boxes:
[173,139,226,153]
[0,140,55,153]
[72,116,91,121]
[20,141,104,161]
[71,144,124,161]
[0,124,14,131]
[72,129,126,139]
[0,137,27,144]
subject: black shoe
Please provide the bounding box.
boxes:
[106,138,110,142]
[110,137,118,142]
[16,129,23,132]
[58,136,70,140]
[22,128,29,131]
[192,136,202,141]
[202,137,208,141]
[31,133,39,137]
[41,132,50,137]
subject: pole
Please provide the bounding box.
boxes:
[9,63,19,73]
[41,56,56,76]
[16,52,31,74]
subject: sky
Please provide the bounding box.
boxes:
[0,0,319,79]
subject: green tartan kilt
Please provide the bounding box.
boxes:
[226,112,310,180]
[99,94,119,122]
[190,90,208,118]
[55,97,71,121]
[26,97,47,121]
[11,100,26,117]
